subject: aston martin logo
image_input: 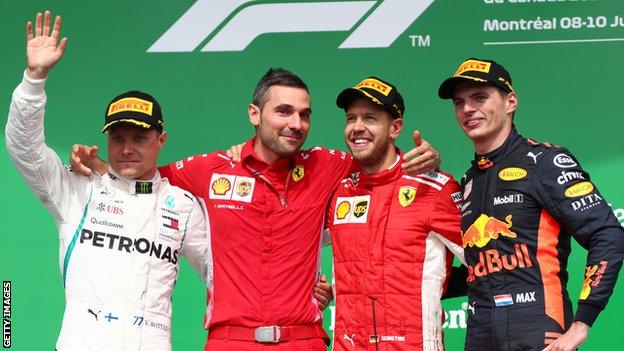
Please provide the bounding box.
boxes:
[398,186,417,207]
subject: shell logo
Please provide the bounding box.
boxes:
[565,181,594,198]
[336,201,351,220]
[498,167,527,181]
[211,177,231,195]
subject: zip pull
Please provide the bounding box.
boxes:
[369,296,379,351]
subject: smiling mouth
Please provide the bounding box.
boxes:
[464,118,484,129]
[350,137,372,148]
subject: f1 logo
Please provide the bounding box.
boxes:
[148,0,436,52]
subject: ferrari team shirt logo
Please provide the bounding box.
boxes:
[398,186,417,207]
[333,195,371,224]
[292,165,304,182]
[209,173,255,203]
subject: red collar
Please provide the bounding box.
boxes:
[241,137,297,174]
[356,149,404,187]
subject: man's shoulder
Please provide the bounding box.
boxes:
[519,140,579,172]
[169,150,240,173]
[300,145,350,163]
[402,170,458,192]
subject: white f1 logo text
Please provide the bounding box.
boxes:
[148,0,436,52]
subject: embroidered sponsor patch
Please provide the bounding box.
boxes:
[420,171,450,185]
[333,196,370,224]
[398,186,417,207]
[564,181,594,198]
[493,294,514,307]
[209,173,255,203]
[498,167,527,181]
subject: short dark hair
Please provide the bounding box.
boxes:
[252,68,309,109]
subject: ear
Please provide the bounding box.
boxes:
[248,103,261,127]
[506,92,518,115]
[157,131,168,150]
[390,117,403,141]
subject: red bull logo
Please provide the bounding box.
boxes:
[467,243,533,282]
[462,214,517,248]
[464,214,533,282]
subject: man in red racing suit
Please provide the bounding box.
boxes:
[326,77,465,350]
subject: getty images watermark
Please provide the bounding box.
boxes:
[2,281,10,349]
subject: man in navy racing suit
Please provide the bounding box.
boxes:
[437,57,624,351]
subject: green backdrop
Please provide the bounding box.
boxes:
[1,0,622,350]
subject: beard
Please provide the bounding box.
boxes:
[257,128,305,159]
[350,136,391,169]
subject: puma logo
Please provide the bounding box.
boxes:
[467,302,475,315]
[526,151,543,164]
[343,333,356,348]
[87,309,101,321]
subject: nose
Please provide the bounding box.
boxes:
[120,141,134,155]
[352,117,366,132]
[462,101,477,114]
[287,114,302,131]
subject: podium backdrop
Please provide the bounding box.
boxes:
[2,1,623,349]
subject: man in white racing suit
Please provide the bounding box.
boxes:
[5,11,208,351]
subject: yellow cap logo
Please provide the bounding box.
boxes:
[454,59,491,77]
[565,181,594,198]
[498,167,527,181]
[108,98,153,116]
[336,201,351,220]
[355,78,393,96]
[211,177,231,196]
[398,186,417,207]
[292,166,304,182]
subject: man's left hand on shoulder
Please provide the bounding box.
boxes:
[402,130,441,175]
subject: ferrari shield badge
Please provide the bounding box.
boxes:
[398,186,417,207]
[292,165,304,182]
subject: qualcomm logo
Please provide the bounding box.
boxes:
[148,0,436,53]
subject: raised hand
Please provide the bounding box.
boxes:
[26,11,68,79]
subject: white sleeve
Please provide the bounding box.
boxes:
[433,233,466,266]
[5,72,78,222]
[180,196,210,284]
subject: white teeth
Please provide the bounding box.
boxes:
[354,138,368,145]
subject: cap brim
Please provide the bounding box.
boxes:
[102,118,155,133]
[336,88,368,109]
[439,76,491,99]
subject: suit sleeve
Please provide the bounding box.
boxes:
[180,196,209,283]
[534,148,624,326]
[5,73,87,222]
[159,154,215,197]
[429,179,466,266]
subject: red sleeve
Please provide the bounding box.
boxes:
[309,146,353,190]
[158,154,216,197]
[325,191,336,230]
[428,177,463,249]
